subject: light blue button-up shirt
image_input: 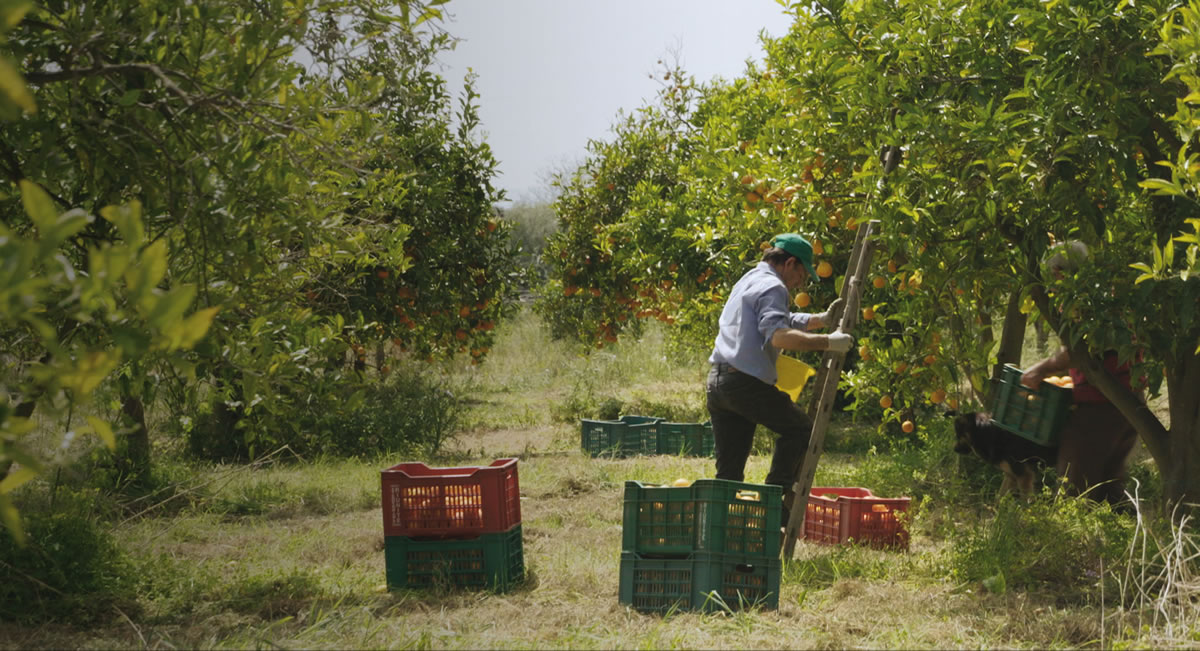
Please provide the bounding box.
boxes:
[709,262,813,385]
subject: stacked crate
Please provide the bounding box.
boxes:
[802,487,911,550]
[580,416,715,458]
[380,458,524,592]
[619,479,782,613]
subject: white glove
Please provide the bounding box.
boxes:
[815,298,845,329]
[826,331,854,353]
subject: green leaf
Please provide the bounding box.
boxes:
[0,494,24,547]
[59,351,121,395]
[1139,178,1183,196]
[19,180,58,230]
[0,466,36,494]
[0,0,32,28]
[126,239,168,299]
[0,56,35,114]
[85,416,116,451]
[160,306,219,350]
[144,283,196,329]
[100,201,145,245]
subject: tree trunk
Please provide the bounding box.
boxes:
[119,394,151,484]
[994,292,1027,380]
[1161,350,1200,515]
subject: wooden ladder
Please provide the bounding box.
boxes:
[781,219,879,559]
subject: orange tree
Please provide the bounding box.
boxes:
[1,0,517,469]
[543,0,1200,510]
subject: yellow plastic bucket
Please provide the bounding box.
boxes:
[776,356,816,402]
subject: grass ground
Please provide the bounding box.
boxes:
[0,308,1192,649]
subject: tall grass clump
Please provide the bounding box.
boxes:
[0,487,136,624]
[187,362,469,461]
[1109,502,1200,646]
[948,494,1135,598]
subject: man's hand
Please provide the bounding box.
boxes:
[826,331,854,353]
[813,298,845,330]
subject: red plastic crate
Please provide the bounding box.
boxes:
[381,458,521,538]
[803,487,911,550]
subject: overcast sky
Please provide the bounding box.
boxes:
[435,0,796,203]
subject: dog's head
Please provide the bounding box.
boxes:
[952,411,991,456]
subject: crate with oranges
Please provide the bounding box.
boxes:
[990,364,1073,446]
[380,458,524,592]
[802,487,911,550]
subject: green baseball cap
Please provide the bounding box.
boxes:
[772,233,817,278]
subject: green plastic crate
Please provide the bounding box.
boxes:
[618,551,780,613]
[989,364,1073,447]
[385,524,524,592]
[622,479,781,557]
[580,415,660,457]
[655,422,715,457]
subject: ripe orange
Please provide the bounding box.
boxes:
[894,361,909,374]
[859,345,871,361]
[812,238,825,255]
[794,292,811,308]
[816,261,833,278]
[947,397,959,409]
[887,259,898,274]
[901,420,915,433]
[459,306,471,317]
[740,174,755,185]
[564,285,578,297]
[930,389,946,404]
[880,395,893,409]
[862,307,875,321]
[924,353,937,366]
[873,276,886,289]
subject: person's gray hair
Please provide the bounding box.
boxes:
[1045,240,1090,275]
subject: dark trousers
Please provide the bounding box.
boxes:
[706,362,813,512]
[1057,401,1138,505]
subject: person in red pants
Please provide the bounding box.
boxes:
[1021,241,1142,506]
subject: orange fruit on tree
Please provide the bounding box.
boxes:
[816,261,833,278]
[794,292,811,308]
[894,361,908,374]
[859,345,871,361]
[901,420,915,433]
[873,276,886,289]
[862,307,875,320]
[930,389,946,404]
[887,259,898,274]
[947,397,959,409]
[924,353,937,366]
[812,238,825,255]
[880,395,893,409]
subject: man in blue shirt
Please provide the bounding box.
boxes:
[707,233,852,520]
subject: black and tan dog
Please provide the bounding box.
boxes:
[952,411,1058,498]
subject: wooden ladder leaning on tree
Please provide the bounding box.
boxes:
[781,219,880,559]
